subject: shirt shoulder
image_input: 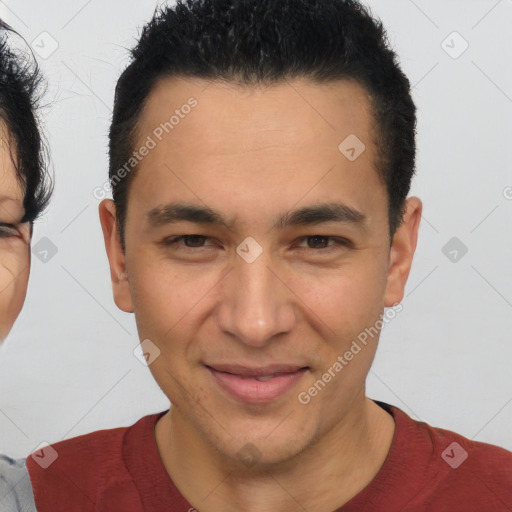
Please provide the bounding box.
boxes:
[26,414,164,512]
[384,403,512,511]
[342,402,512,512]
[413,415,512,510]
[0,454,36,512]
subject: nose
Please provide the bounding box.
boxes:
[215,248,296,348]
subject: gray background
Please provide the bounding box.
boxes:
[0,0,511,457]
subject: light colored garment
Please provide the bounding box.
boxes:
[0,455,36,512]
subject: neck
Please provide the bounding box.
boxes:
[155,395,395,512]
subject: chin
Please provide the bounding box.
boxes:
[217,427,313,470]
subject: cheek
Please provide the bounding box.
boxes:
[0,248,30,339]
[127,255,208,345]
[126,258,213,400]
[293,254,388,340]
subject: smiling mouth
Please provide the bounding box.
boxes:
[205,365,310,403]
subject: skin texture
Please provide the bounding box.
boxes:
[0,122,31,342]
[100,76,422,512]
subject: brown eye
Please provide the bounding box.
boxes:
[181,235,208,247]
[296,236,348,250]
[163,235,215,249]
[305,235,331,249]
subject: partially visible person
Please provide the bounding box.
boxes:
[0,18,52,511]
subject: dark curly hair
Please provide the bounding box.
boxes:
[109,0,416,246]
[0,19,52,223]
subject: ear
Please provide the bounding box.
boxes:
[98,199,134,313]
[384,196,422,307]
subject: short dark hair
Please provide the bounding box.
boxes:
[110,0,416,246]
[0,20,51,223]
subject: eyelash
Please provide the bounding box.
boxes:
[0,223,19,239]
[162,234,350,253]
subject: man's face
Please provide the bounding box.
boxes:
[101,76,419,465]
[0,124,31,342]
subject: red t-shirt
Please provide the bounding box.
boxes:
[26,401,512,511]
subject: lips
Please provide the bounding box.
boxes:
[205,364,309,403]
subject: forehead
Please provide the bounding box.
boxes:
[129,75,386,228]
[138,75,376,145]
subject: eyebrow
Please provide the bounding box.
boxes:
[147,201,367,231]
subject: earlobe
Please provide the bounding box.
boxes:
[383,196,422,307]
[98,199,134,313]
